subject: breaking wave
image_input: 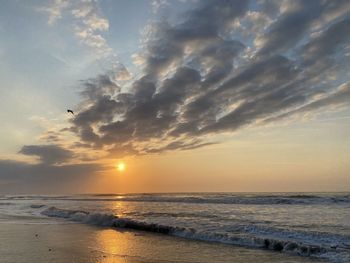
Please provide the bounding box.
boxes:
[41,206,350,262]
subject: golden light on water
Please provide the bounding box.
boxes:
[116,162,125,172]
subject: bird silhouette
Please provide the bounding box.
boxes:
[67,109,74,115]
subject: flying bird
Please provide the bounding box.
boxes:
[67,109,74,115]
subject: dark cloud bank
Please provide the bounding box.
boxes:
[0,144,101,193]
[1,0,350,190]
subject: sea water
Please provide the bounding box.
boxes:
[0,193,349,262]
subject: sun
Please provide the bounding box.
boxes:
[116,162,125,172]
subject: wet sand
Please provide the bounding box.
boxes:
[0,221,325,263]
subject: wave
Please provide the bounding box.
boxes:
[0,202,14,206]
[6,193,350,205]
[30,204,46,208]
[41,206,350,262]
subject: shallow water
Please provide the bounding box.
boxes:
[0,223,323,263]
[1,192,349,262]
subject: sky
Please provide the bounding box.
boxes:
[0,0,350,194]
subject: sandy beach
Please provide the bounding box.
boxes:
[0,220,324,263]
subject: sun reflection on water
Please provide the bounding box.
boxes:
[94,229,132,262]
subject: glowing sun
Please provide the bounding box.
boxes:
[116,162,125,172]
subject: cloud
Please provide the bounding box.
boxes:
[255,1,323,57]
[19,144,74,165]
[112,63,132,81]
[1,143,104,193]
[137,1,248,77]
[0,159,102,194]
[62,0,350,157]
[151,0,169,14]
[41,0,112,57]
[40,0,69,25]
[262,82,350,123]
[145,140,218,154]
[38,131,62,143]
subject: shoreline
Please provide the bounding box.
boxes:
[0,221,324,263]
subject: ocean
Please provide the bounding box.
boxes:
[1,192,349,262]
